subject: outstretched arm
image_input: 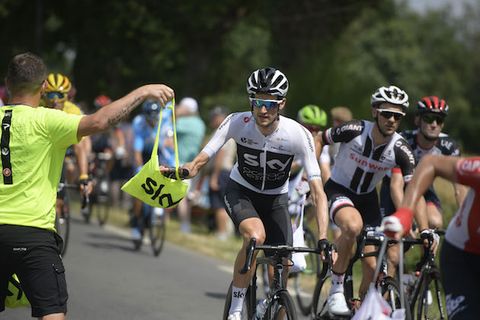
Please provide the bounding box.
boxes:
[77,84,174,139]
[383,155,460,236]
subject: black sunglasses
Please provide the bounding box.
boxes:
[377,108,405,121]
[422,113,445,125]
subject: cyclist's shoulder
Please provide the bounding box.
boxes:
[62,101,83,115]
[400,129,416,140]
[436,133,461,153]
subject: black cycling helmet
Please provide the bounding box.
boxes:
[246,67,289,99]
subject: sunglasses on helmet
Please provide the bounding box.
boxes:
[250,98,282,110]
[421,113,445,125]
[377,108,405,121]
[45,92,66,100]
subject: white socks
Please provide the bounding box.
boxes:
[330,272,345,295]
[229,286,247,314]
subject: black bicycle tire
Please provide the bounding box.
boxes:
[381,276,412,320]
[56,207,70,256]
[95,196,110,226]
[149,211,166,257]
[266,289,297,320]
[82,201,92,224]
[294,226,319,316]
[414,270,445,320]
[222,282,253,320]
[311,272,331,319]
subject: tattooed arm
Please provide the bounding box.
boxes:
[77,84,174,139]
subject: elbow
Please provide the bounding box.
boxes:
[90,114,109,133]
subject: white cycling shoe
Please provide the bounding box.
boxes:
[227,312,241,320]
[327,292,351,316]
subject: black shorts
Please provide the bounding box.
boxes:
[223,179,292,248]
[324,179,381,227]
[0,225,68,317]
[440,240,480,320]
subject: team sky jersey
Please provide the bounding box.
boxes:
[202,112,321,195]
[446,157,480,254]
[322,120,415,194]
[0,105,82,231]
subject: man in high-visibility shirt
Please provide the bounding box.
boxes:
[0,52,174,320]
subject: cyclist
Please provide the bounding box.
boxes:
[0,52,174,320]
[130,99,174,241]
[382,154,480,320]
[316,85,416,316]
[164,67,330,320]
[380,96,465,229]
[43,73,93,212]
[320,106,353,183]
[295,104,328,183]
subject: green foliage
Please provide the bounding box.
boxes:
[0,0,478,150]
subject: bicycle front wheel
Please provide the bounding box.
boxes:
[413,269,446,320]
[311,272,332,319]
[265,289,297,320]
[293,227,319,315]
[380,276,411,320]
[149,209,166,257]
[95,194,110,226]
[56,208,70,256]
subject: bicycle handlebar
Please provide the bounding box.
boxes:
[239,238,322,274]
[162,167,190,180]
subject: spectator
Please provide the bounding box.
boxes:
[207,106,236,240]
[175,97,206,233]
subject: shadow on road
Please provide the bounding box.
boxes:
[205,291,227,300]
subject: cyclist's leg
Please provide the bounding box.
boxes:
[259,192,291,286]
[223,180,265,316]
[440,240,480,319]
[325,181,363,315]
[424,189,443,229]
[357,190,382,299]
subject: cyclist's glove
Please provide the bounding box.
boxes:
[79,174,90,187]
[420,229,440,247]
[317,239,331,257]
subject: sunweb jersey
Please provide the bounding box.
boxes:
[202,112,321,195]
[322,120,415,194]
[446,157,480,254]
[0,105,82,231]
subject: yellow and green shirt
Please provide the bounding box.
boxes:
[0,105,82,231]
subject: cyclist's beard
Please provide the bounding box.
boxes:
[420,128,439,142]
[375,117,392,138]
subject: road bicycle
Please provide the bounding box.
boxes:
[56,183,88,256]
[132,204,167,257]
[405,230,446,320]
[312,227,410,319]
[83,152,111,226]
[288,198,321,316]
[222,238,321,320]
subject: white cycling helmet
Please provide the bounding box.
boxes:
[371,85,409,110]
[246,67,289,98]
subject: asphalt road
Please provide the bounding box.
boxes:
[3,216,233,320]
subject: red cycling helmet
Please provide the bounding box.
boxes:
[416,96,449,116]
[94,95,112,108]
